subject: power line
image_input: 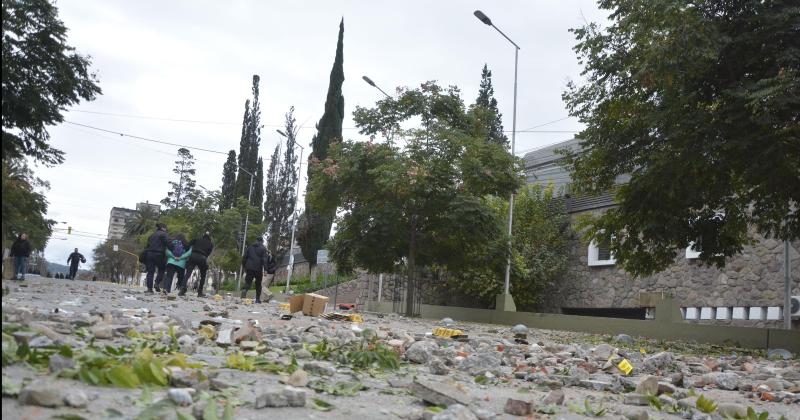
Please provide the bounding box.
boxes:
[519,116,574,131]
[63,121,229,155]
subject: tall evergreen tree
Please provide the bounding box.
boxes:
[161,147,198,209]
[252,157,264,224]
[233,75,263,206]
[474,64,508,146]
[219,150,237,211]
[299,19,344,266]
[265,107,299,260]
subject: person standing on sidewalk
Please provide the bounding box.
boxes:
[240,236,273,303]
[10,233,31,280]
[162,233,191,295]
[183,232,213,297]
[142,223,169,294]
[66,248,86,280]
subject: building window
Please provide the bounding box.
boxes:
[588,235,616,266]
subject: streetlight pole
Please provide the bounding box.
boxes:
[237,167,255,291]
[474,10,520,312]
[277,129,305,294]
[363,75,396,146]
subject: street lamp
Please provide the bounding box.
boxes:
[276,129,305,294]
[237,167,256,291]
[474,9,520,312]
[362,75,392,99]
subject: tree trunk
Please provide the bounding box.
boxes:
[406,216,417,317]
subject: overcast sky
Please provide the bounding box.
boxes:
[37,0,608,266]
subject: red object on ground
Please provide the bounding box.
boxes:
[338,303,355,310]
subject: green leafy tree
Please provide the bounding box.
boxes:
[219,150,237,211]
[309,82,521,316]
[562,0,800,276]
[161,148,198,209]
[2,0,101,165]
[234,75,262,205]
[265,107,299,259]
[300,19,344,266]
[124,205,159,238]
[1,158,54,249]
[451,185,572,308]
[474,64,508,146]
[92,238,139,283]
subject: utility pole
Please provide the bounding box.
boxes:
[237,167,255,291]
[784,240,792,330]
[276,129,304,294]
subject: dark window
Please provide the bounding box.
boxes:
[597,238,612,260]
[562,307,646,320]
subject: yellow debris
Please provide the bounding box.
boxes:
[278,303,290,312]
[618,358,634,375]
[213,294,223,301]
[243,298,252,305]
[198,324,216,340]
[432,327,464,338]
[347,314,363,323]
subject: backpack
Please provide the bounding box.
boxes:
[171,240,185,258]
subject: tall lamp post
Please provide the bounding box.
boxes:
[237,167,255,291]
[276,129,305,294]
[474,10,520,312]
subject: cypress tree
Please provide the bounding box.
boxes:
[475,64,508,146]
[233,99,252,200]
[252,157,264,224]
[299,19,344,266]
[219,150,237,211]
[234,75,263,204]
[265,107,299,259]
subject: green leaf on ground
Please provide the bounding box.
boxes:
[202,399,218,420]
[310,398,334,411]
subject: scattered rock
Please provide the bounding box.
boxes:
[429,357,450,375]
[766,348,793,360]
[542,389,565,405]
[28,335,54,348]
[635,376,659,395]
[440,318,455,327]
[90,324,113,339]
[302,361,336,376]
[511,324,527,335]
[216,328,234,347]
[254,386,306,408]
[591,343,615,360]
[295,348,312,359]
[459,352,501,376]
[412,378,472,407]
[623,409,649,420]
[406,341,438,364]
[713,372,740,390]
[18,382,64,407]
[503,398,532,416]
[283,386,306,407]
[177,335,196,354]
[615,334,635,345]
[64,390,88,408]
[287,369,309,387]
[623,393,650,406]
[642,351,673,372]
[432,404,479,420]
[168,388,194,406]
[49,354,76,373]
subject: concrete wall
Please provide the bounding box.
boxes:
[367,297,800,353]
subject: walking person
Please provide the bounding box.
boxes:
[183,232,213,297]
[240,236,273,303]
[162,233,191,295]
[66,248,86,280]
[10,233,32,280]
[141,223,169,294]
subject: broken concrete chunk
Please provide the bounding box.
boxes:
[18,382,65,407]
[412,378,471,407]
[503,398,532,416]
[635,375,659,395]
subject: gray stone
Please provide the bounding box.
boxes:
[64,390,88,408]
[623,409,649,420]
[255,389,288,408]
[503,398,532,416]
[28,335,54,348]
[713,372,740,390]
[763,378,784,391]
[469,406,496,420]
[302,361,336,376]
[432,404,479,420]
[287,369,309,387]
[635,376,659,395]
[440,318,455,327]
[283,386,306,407]
[591,343,614,360]
[406,340,438,364]
[459,352,502,376]
[642,351,673,372]
[542,389,565,405]
[412,378,472,407]
[615,334,635,345]
[623,393,650,406]
[295,348,312,359]
[767,348,793,360]
[717,403,747,418]
[511,324,527,335]
[173,334,195,354]
[12,331,37,345]
[691,413,712,420]
[171,369,208,389]
[49,354,76,372]
[91,324,113,339]
[429,357,450,375]
[18,382,64,407]
[168,388,193,406]
[657,394,676,408]
[216,328,234,347]
[580,379,613,391]
[657,382,676,395]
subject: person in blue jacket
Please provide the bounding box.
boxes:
[161,233,191,295]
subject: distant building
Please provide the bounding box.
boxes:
[107,202,160,239]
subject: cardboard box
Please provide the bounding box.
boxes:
[288,293,330,316]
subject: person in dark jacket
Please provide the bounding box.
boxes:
[240,237,275,303]
[67,248,86,280]
[10,233,32,280]
[142,223,169,294]
[183,232,213,297]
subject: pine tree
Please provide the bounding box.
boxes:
[252,157,264,224]
[161,148,198,209]
[475,64,508,146]
[219,150,237,211]
[299,19,344,266]
[265,107,299,259]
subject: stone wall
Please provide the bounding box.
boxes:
[535,211,800,329]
